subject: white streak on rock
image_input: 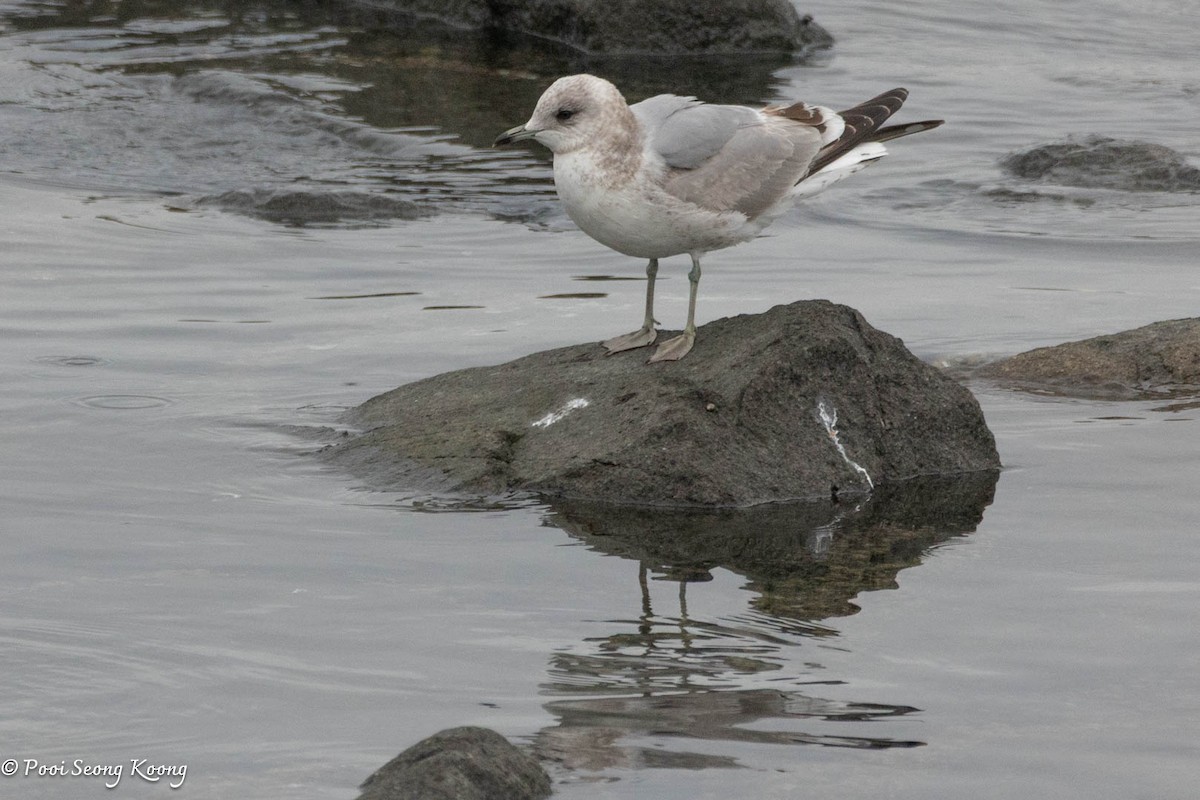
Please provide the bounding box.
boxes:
[532,397,590,428]
[817,400,874,489]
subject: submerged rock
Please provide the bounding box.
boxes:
[330,300,999,506]
[979,318,1200,400]
[341,0,833,55]
[1002,136,1200,192]
[198,189,427,227]
[357,726,551,800]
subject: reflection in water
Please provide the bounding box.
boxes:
[309,291,421,300]
[535,472,997,771]
[546,473,997,620]
[539,690,923,771]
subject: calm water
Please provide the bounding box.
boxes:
[2,1,1198,798]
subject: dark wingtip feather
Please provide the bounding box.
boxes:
[805,89,909,175]
[804,90,940,177]
[870,119,945,143]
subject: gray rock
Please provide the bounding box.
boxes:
[1002,136,1200,192]
[341,0,832,55]
[357,726,551,800]
[979,318,1200,400]
[329,301,999,506]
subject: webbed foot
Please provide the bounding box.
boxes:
[647,331,695,362]
[603,326,657,354]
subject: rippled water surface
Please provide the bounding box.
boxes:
[2,1,1198,798]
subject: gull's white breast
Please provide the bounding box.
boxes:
[553,149,758,260]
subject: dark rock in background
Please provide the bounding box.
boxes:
[1002,136,1200,192]
[979,318,1200,400]
[339,0,833,56]
[329,301,1000,506]
[357,726,551,800]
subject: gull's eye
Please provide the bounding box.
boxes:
[555,108,575,122]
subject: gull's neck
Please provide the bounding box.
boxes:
[561,102,643,187]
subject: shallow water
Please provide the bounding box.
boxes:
[2,0,1198,797]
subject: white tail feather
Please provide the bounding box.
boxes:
[793,142,888,200]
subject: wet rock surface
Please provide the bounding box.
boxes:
[357,726,551,800]
[329,301,1000,506]
[979,318,1200,400]
[1002,136,1200,192]
[341,0,833,55]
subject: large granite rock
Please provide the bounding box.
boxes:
[330,301,999,506]
[1002,136,1200,192]
[341,0,833,55]
[979,318,1200,400]
[357,726,551,800]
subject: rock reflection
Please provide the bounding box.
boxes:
[534,472,997,770]
[546,473,997,621]
[538,690,924,771]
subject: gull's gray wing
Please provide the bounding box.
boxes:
[632,94,826,218]
[632,94,758,169]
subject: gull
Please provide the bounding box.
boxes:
[494,74,942,362]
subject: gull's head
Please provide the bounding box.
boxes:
[493,74,629,155]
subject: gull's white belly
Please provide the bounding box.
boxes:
[553,153,757,260]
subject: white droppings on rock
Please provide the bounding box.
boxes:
[817,399,874,490]
[532,397,590,428]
